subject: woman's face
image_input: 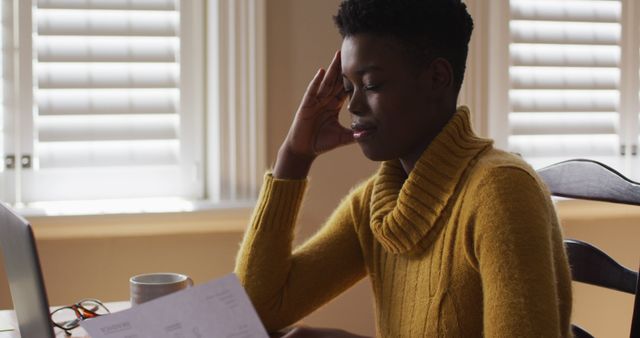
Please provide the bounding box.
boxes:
[341,34,448,162]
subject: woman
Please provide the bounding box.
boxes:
[235,0,572,336]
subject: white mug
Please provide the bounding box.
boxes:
[129,272,193,306]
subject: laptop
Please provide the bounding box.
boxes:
[0,202,56,338]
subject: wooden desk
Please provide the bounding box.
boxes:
[0,302,129,338]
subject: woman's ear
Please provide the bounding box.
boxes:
[426,57,454,92]
[418,57,453,98]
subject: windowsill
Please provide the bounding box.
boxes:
[23,201,255,240]
[22,198,639,240]
[15,198,257,217]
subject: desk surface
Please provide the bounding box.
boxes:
[0,302,130,338]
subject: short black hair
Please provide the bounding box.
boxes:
[334,0,474,93]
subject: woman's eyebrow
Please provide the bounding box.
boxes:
[358,65,383,73]
[342,65,384,78]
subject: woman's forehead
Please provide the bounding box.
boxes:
[341,35,415,75]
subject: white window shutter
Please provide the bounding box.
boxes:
[0,0,6,200]
[19,0,204,202]
[0,0,23,205]
[508,0,622,160]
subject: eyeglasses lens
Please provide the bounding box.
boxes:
[51,307,81,330]
[50,299,110,334]
[78,300,110,317]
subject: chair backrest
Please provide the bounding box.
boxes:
[537,159,640,338]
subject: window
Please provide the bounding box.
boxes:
[465,0,640,173]
[0,0,265,213]
[508,0,622,162]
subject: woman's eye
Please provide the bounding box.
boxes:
[364,84,379,91]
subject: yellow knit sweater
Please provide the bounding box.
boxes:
[235,107,573,337]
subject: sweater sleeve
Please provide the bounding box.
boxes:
[471,166,568,337]
[234,173,367,332]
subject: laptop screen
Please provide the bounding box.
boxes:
[0,203,55,338]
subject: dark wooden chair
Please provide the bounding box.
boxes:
[537,159,640,338]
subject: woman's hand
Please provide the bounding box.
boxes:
[273,51,353,179]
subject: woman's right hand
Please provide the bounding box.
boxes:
[273,51,354,179]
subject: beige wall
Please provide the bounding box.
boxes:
[1,1,639,337]
[556,201,640,338]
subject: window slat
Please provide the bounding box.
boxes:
[510,112,617,135]
[38,36,178,63]
[37,9,179,37]
[511,66,619,90]
[510,90,619,112]
[511,44,619,67]
[37,140,178,168]
[38,63,179,89]
[511,0,620,23]
[37,89,178,115]
[511,21,620,45]
[37,115,178,142]
[510,135,619,157]
[37,0,177,11]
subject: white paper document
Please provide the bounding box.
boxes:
[81,273,269,338]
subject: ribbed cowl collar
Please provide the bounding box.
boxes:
[370,106,493,254]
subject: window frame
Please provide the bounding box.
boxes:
[0,0,266,213]
[206,0,267,204]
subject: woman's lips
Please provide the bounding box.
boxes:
[351,123,377,140]
[353,129,375,139]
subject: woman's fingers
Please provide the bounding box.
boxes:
[301,51,345,113]
[312,120,355,153]
[317,51,342,99]
[300,68,326,109]
[337,124,355,147]
[300,70,347,118]
[332,86,348,108]
[291,51,350,154]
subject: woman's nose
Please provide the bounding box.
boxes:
[347,89,366,116]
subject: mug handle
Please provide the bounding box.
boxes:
[186,277,194,287]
